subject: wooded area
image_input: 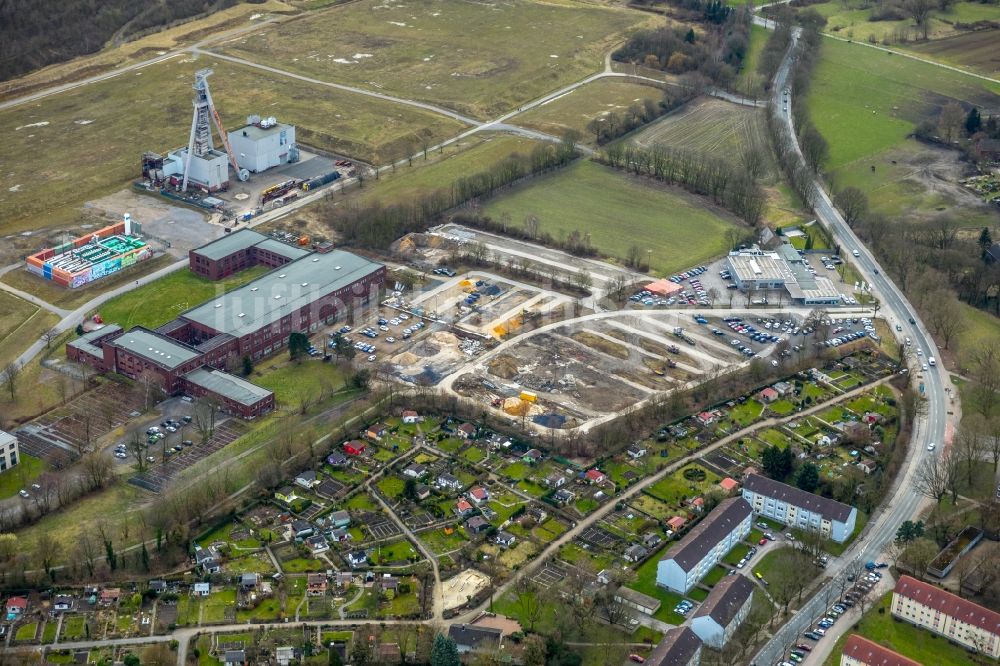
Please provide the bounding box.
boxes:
[0,0,254,82]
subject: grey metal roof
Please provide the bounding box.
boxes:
[183,368,272,406]
[0,430,16,448]
[615,586,661,612]
[646,627,702,666]
[181,250,382,337]
[743,473,854,523]
[692,573,754,627]
[67,324,122,356]
[192,229,268,260]
[448,624,501,649]
[113,328,201,369]
[661,497,752,572]
[253,238,310,261]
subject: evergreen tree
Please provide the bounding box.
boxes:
[965,107,982,135]
[242,355,253,376]
[430,634,460,666]
[288,331,310,362]
[979,227,993,261]
[795,462,819,492]
[328,645,343,666]
[75,323,85,336]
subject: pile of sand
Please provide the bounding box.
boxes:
[431,331,459,345]
[394,352,420,366]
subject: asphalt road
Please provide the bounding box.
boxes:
[750,25,951,666]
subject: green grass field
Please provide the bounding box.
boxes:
[219,0,646,119]
[0,57,465,235]
[807,38,1000,172]
[0,291,55,367]
[806,0,1000,45]
[95,264,270,331]
[0,454,45,499]
[253,356,350,407]
[516,79,663,142]
[956,302,1000,368]
[822,592,983,666]
[482,160,739,276]
[735,24,770,95]
[346,134,542,207]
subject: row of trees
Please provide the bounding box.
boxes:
[597,142,768,225]
[585,89,692,145]
[319,137,578,250]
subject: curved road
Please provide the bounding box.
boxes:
[750,24,952,666]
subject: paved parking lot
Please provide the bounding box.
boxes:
[127,419,246,492]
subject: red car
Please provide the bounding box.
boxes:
[796,644,813,652]
[758,538,769,545]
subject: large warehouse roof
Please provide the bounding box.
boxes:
[113,327,201,369]
[182,250,382,337]
[184,367,272,406]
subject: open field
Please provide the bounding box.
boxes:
[253,357,350,407]
[349,135,543,207]
[806,38,1000,171]
[821,592,983,666]
[632,97,775,177]
[0,57,466,235]
[0,454,45,499]
[0,291,49,366]
[630,95,807,226]
[94,264,271,331]
[956,302,1000,368]
[218,0,646,119]
[516,79,663,142]
[481,160,739,275]
[907,30,1000,77]
[804,0,1000,46]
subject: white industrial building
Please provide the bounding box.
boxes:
[727,244,841,305]
[161,148,230,191]
[229,116,297,173]
[657,497,753,593]
[0,430,20,474]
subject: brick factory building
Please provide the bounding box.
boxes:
[66,236,385,418]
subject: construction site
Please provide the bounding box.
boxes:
[137,68,359,222]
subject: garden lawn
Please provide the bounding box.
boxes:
[376,475,406,499]
[702,565,729,587]
[723,544,751,566]
[0,454,45,499]
[630,553,688,625]
[482,160,739,276]
[821,592,983,666]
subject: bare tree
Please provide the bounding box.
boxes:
[834,187,869,227]
[906,0,934,39]
[126,429,147,473]
[41,328,58,350]
[192,398,219,445]
[913,454,951,504]
[137,368,162,411]
[1,361,21,401]
[80,452,113,489]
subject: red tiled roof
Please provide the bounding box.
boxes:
[843,635,921,666]
[894,575,1000,636]
[586,469,605,480]
[719,477,739,491]
[5,596,27,610]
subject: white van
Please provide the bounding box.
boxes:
[852,249,860,257]
[928,357,936,366]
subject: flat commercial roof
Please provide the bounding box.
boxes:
[182,250,383,338]
[232,122,293,142]
[727,252,788,282]
[184,367,272,406]
[253,238,310,261]
[113,328,202,369]
[67,324,122,357]
[192,229,269,261]
[0,430,16,448]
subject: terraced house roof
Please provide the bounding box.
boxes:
[662,497,752,572]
